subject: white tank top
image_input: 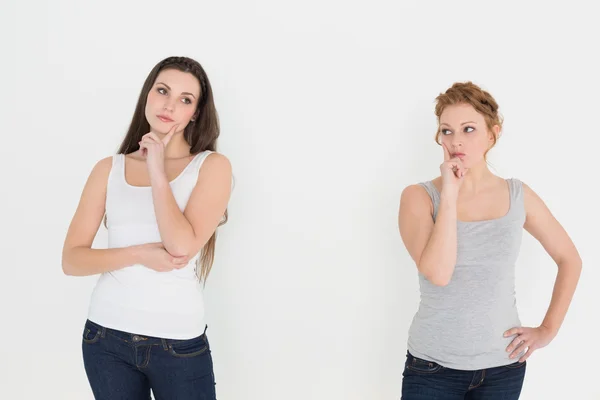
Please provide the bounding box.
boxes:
[87,151,213,339]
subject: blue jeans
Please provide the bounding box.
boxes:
[81,319,216,400]
[401,351,526,400]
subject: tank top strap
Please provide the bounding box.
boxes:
[506,178,525,216]
[107,153,125,168]
[418,181,441,220]
[106,153,125,186]
[506,178,523,201]
[188,150,214,176]
[114,153,125,169]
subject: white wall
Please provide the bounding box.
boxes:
[2,0,598,398]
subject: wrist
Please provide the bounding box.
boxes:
[440,189,459,204]
[129,244,146,265]
[150,172,169,188]
[540,322,559,337]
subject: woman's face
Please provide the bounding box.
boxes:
[145,68,201,134]
[438,103,498,168]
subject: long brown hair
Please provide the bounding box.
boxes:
[434,81,504,160]
[112,56,227,282]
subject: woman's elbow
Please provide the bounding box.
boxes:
[418,263,452,287]
[61,249,73,276]
[428,275,451,287]
[62,259,75,276]
[560,253,583,273]
[165,242,196,259]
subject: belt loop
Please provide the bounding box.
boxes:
[161,338,168,351]
[203,324,208,337]
[101,326,107,338]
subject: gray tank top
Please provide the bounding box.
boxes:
[407,178,526,370]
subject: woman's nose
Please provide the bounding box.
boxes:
[451,136,463,148]
[163,99,176,112]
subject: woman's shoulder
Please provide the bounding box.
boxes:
[510,178,542,209]
[404,177,441,197]
[198,151,232,175]
[429,177,442,191]
[79,156,115,192]
[401,177,439,205]
[201,150,229,163]
[92,156,115,174]
[504,177,530,195]
[403,176,440,190]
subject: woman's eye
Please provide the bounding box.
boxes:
[157,88,167,95]
[182,98,192,105]
[441,129,452,135]
[464,126,475,133]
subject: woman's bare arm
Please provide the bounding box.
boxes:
[522,183,582,335]
[62,157,140,276]
[398,184,459,286]
[150,153,232,258]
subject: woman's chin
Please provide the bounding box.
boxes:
[148,124,170,135]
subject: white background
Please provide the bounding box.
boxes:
[2,0,599,399]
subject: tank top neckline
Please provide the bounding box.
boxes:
[426,178,514,225]
[120,152,205,189]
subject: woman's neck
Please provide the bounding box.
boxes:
[460,162,497,194]
[156,133,192,159]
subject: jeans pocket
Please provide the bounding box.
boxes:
[82,320,102,344]
[504,360,527,369]
[405,353,443,374]
[168,334,209,358]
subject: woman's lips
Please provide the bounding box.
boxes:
[157,115,173,122]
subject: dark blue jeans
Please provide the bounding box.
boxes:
[402,351,526,400]
[82,319,216,400]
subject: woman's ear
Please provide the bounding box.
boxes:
[490,124,501,141]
